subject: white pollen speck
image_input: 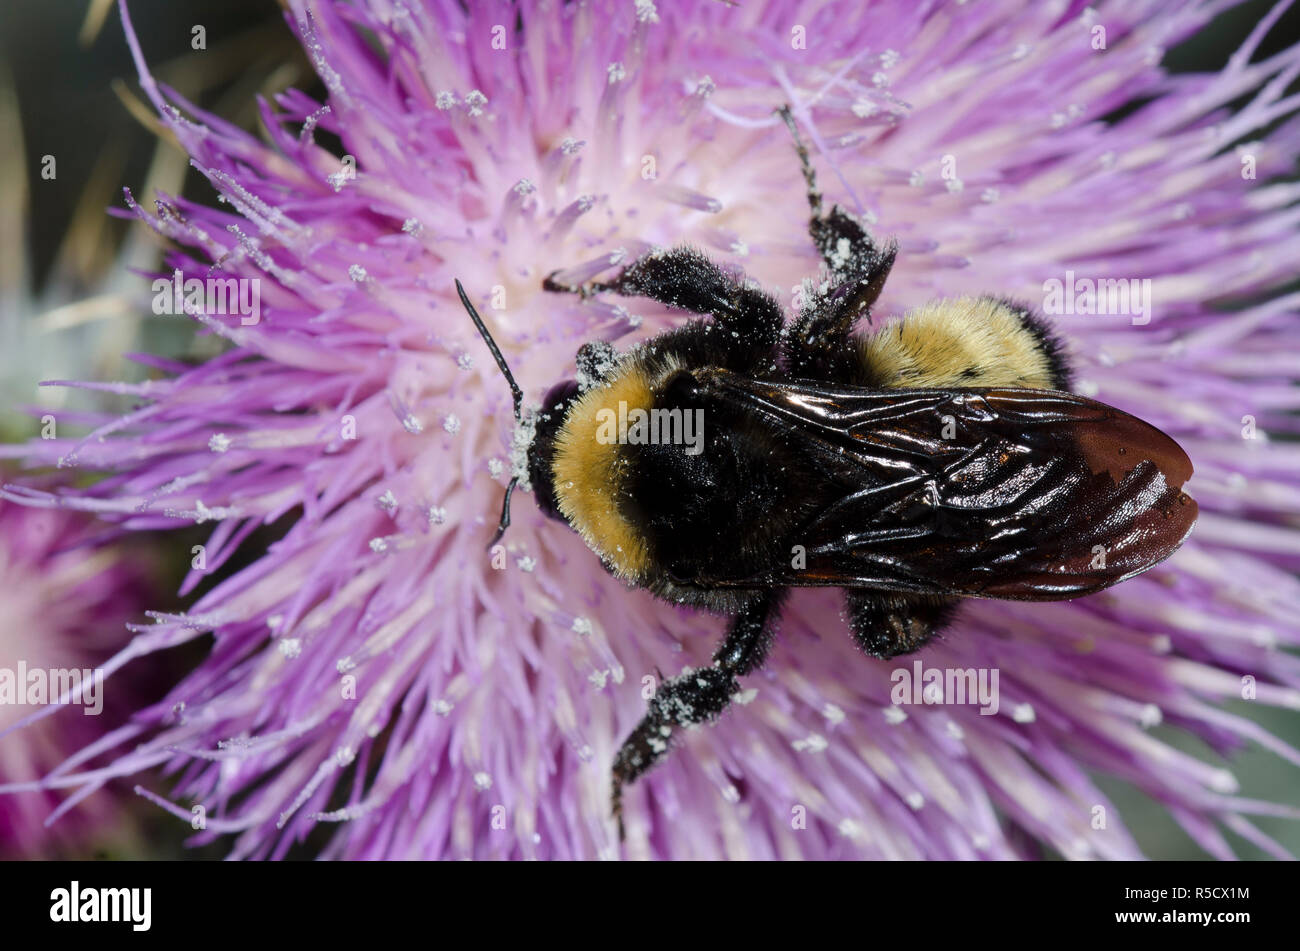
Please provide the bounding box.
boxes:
[208,433,231,453]
[634,0,659,23]
[577,744,594,762]
[880,49,900,68]
[830,237,852,270]
[560,136,584,155]
[516,555,537,572]
[1012,703,1036,723]
[792,733,828,753]
[589,670,609,689]
[729,239,749,256]
[457,352,474,370]
[267,614,284,631]
[435,91,458,110]
[488,458,504,478]
[348,264,368,282]
[1252,627,1276,648]
[946,721,965,740]
[572,617,593,636]
[474,772,492,791]
[945,177,964,193]
[884,706,907,725]
[837,818,864,839]
[428,506,447,525]
[980,187,1000,203]
[402,217,423,236]
[376,489,397,513]
[823,703,846,724]
[732,688,758,705]
[464,90,487,116]
[433,699,454,716]
[871,71,890,87]
[335,746,356,767]
[336,656,356,673]
[851,98,877,118]
[1011,43,1031,60]
[905,792,925,810]
[513,178,536,196]
[1210,769,1238,794]
[402,414,423,434]
[279,638,302,659]
[368,537,388,553]
[1151,634,1172,654]
[908,169,925,187]
[443,414,461,434]
[607,62,626,84]
[1138,704,1163,728]
[1076,379,1100,397]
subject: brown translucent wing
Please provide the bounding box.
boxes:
[697,371,1197,600]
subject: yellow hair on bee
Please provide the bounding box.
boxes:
[860,296,1058,390]
[551,357,671,582]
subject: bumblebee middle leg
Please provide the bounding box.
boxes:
[776,106,897,382]
[611,589,784,838]
[844,589,956,659]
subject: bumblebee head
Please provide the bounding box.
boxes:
[457,279,626,547]
[527,379,581,523]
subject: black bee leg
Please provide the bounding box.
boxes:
[783,236,896,383]
[844,590,956,659]
[776,104,825,220]
[776,106,897,382]
[611,591,782,839]
[545,246,784,367]
[776,104,894,281]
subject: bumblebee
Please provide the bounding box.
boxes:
[456,106,1197,835]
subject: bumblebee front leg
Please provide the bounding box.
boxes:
[611,590,783,838]
[544,246,784,355]
[844,590,956,659]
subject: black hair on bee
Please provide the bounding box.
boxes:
[458,104,1198,840]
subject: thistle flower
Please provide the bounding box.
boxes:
[4,0,1300,859]
[0,498,154,858]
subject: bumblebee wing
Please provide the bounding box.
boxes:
[698,372,1197,600]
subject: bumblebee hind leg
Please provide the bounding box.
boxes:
[844,590,956,659]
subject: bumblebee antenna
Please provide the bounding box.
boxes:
[455,279,523,549]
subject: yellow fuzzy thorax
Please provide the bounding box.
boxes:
[552,357,666,582]
[860,297,1056,389]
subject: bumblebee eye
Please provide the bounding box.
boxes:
[529,380,580,523]
[541,380,580,413]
